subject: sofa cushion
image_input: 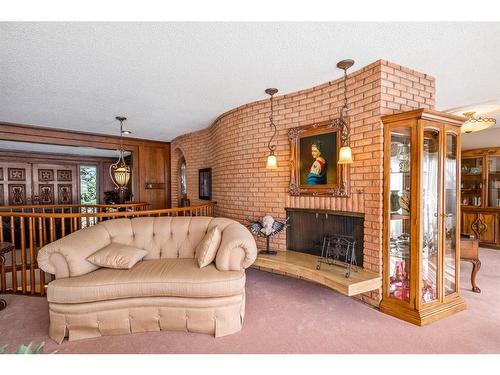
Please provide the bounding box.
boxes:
[196,226,222,268]
[47,258,245,304]
[86,243,148,269]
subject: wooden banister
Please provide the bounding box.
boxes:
[0,202,215,297]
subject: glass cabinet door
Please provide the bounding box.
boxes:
[421,129,439,304]
[444,133,458,295]
[488,156,500,208]
[388,128,411,301]
[461,157,483,207]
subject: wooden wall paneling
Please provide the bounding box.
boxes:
[0,122,171,208]
[138,144,169,209]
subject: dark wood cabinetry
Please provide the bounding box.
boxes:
[461,147,500,249]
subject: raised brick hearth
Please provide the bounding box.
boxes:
[170,59,435,306]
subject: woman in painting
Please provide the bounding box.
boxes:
[306,141,327,184]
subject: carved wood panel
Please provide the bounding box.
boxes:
[8,168,25,181]
[38,169,54,182]
[58,184,73,204]
[39,184,55,204]
[57,169,72,181]
[33,164,77,205]
[0,163,32,205]
[8,184,26,205]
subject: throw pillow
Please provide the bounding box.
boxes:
[196,226,222,268]
[87,243,148,269]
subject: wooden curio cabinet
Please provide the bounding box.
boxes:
[380,109,467,325]
[461,147,500,249]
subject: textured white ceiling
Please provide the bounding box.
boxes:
[1,22,499,143]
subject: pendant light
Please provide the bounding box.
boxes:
[265,88,279,169]
[461,111,496,133]
[336,59,355,165]
[110,116,132,191]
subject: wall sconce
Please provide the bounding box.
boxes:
[110,116,132,196]
[265,88,279,169]
[336,59,355,165]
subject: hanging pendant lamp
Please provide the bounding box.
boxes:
[110,116,132,190]
[265,88,279,169]
[336,59,355,165]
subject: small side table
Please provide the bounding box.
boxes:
[0,242,15,311]
[460,236,481,293]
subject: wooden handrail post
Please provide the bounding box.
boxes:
[20,216,27,293]
[29,217,35,295]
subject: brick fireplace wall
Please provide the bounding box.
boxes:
[170,60,435,306]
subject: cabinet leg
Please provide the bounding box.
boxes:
[470,259,481,293]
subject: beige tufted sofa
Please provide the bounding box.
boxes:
[37,216,257,343]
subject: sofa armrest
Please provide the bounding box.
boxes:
[37,224,111,278]
[215,222,257,271]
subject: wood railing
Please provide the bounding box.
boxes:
[0,202,215,297]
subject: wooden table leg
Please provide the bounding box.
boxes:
[462,258,481,293]
[470,259,481,293]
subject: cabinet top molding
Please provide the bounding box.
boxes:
[381,109,466,126]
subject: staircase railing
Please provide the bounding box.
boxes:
[0,202,215,297]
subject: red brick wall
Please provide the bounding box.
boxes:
[170,60,435,306]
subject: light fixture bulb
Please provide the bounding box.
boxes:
[338,146,354,164]
[266,154,277,169]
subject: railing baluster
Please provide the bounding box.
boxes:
[20,216,27,293]
[29,217,35,294]
[49,218,55,243]
[42,208,47,246]
[0,216,5,294]
[10,212,17,293]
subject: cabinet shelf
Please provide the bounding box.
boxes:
[390,213,410,220]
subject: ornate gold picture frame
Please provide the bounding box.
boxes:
[288,119,349,196]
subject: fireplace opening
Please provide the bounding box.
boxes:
[285,208,364,267]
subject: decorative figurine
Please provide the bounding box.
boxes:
[399,190,410,215]
[248,216,289,256]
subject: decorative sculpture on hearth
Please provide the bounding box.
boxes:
[248,215,289,256]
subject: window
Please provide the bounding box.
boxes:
[180,157,187,196]
[80,165,98,205]
[80,165,98,227]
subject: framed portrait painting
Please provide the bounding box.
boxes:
[288,119,349,196]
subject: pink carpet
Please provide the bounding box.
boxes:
[1,248,499,354]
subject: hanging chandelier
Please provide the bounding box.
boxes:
[265,88,279,169]
[109,116,132,190]
[461,111,496,133]
[336,59,354,165]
